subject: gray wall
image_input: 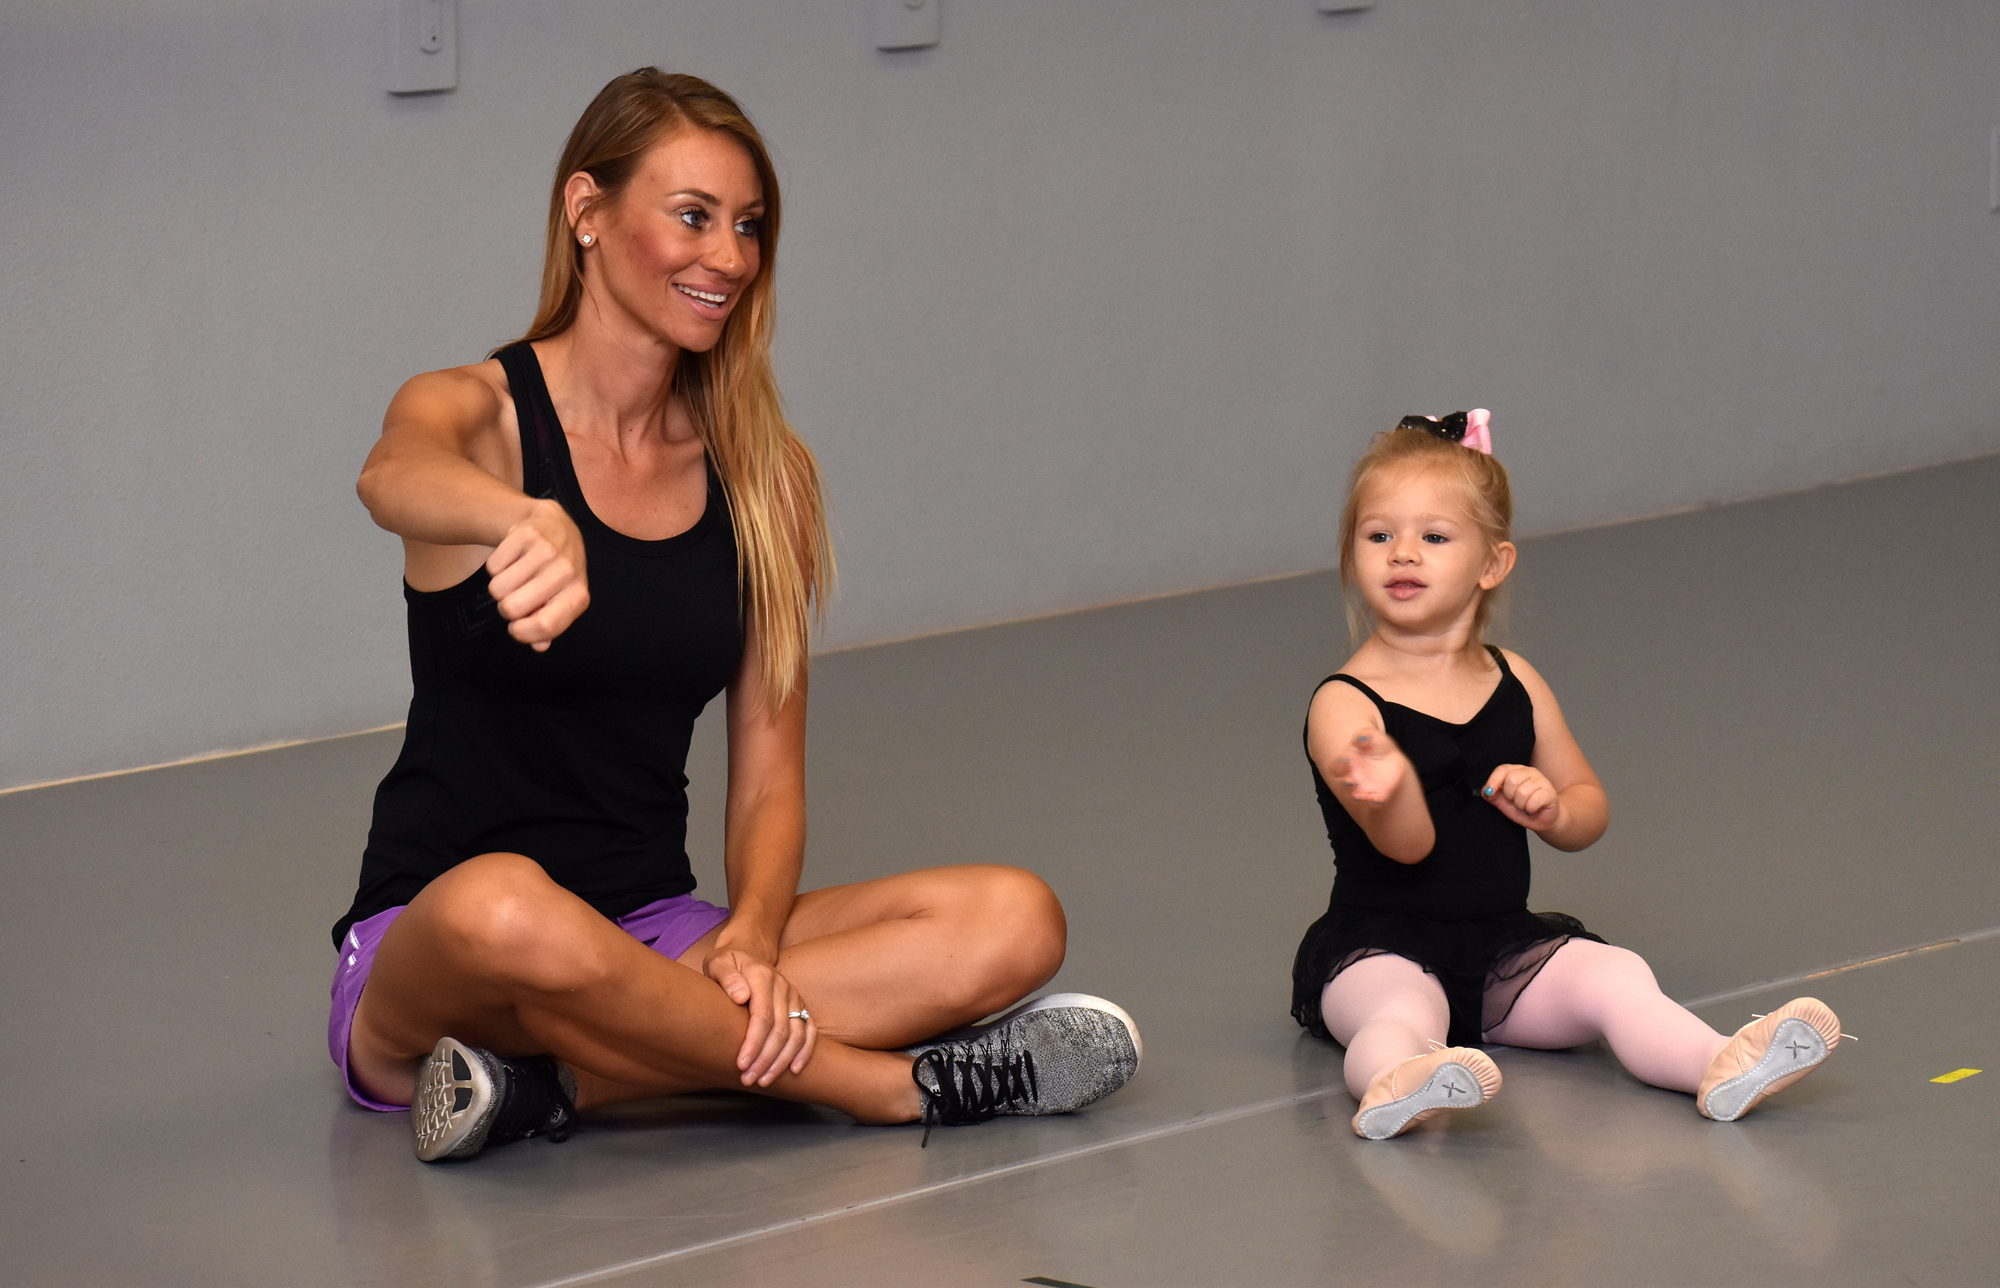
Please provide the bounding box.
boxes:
[3,0,1996,790]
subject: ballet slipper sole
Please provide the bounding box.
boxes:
[1700,1015,1833,1123]
[1353,1054,1500,1141]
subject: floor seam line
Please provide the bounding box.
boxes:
[1675,922,2000,1009]
[526,922,2000,1286]
[522,1084,1345,1287]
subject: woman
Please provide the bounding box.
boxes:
[331,69,1140,1162]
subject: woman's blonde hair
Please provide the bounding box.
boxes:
[519,68,830,708]
[1337,424,1513,645]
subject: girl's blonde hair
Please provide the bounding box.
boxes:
[518,68,831,708]
[1337,424,1513,645]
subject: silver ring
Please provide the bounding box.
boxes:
[788,1009,810,1021]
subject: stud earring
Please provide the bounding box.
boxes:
[579,233,593,247]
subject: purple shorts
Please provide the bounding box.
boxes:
[328,893,731,1112]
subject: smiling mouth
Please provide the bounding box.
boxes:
[674,284,729,306]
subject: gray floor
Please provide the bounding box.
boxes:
[3,455,1997,1286]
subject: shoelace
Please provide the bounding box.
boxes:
[913,1045,1039,1146]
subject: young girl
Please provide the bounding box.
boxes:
[1291,412,1841,1140]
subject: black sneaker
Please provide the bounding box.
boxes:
[411,1037,578,1163]
[911,993,1141,1141]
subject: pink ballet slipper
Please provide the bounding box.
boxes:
[1697,998,1841,1122]
[1352,1046,1502,1140]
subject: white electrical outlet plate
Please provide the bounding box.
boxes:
[874,0,940,51]
[386,0,457,95]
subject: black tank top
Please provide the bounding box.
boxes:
[333,342,743,947]
[1307,646,1536,921]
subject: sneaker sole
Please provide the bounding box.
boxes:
[1701,1017,1829,1122]
[1002,992,1144,1069]
[1354,1061,1489,1141]
[412,1036,495,1162]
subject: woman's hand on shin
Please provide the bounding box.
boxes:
[702,943,817,1086]
[486,499,591,651]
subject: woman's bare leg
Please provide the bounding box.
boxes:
[348,856,1068,1122]
[348,854,921,1123]
[682,863,1069,1051]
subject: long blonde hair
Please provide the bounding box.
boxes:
[519,68,831,708]
[1337,424,1514,646]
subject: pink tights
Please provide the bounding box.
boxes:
[1319,939,1730,1099]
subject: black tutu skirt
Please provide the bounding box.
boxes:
[1290,904,1603,1047]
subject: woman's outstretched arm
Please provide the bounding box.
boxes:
[356,364,589,651]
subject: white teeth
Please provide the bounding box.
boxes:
[675,284,727,305]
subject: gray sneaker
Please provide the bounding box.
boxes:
[910,993,1141,1139]
[411,1037,578,1163]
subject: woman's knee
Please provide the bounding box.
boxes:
[955,866,1067,1000]
[414,853,606,990]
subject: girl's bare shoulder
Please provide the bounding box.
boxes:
[1497,647,1561,705]
[1307,667,1384,748]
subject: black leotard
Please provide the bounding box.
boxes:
[1308,647,1536,920]
[1290,646,1600,1044]
[332,342,743,947]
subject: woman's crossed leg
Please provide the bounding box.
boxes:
[348,853,1068,1127]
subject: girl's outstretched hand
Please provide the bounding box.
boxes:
[1334,729,1409,804]
[1482,763,1561,833]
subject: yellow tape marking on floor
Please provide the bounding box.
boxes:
[1931,1068,1982,1084]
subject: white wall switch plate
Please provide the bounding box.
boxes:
[874,0,940,51]
[386,0,457,95]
